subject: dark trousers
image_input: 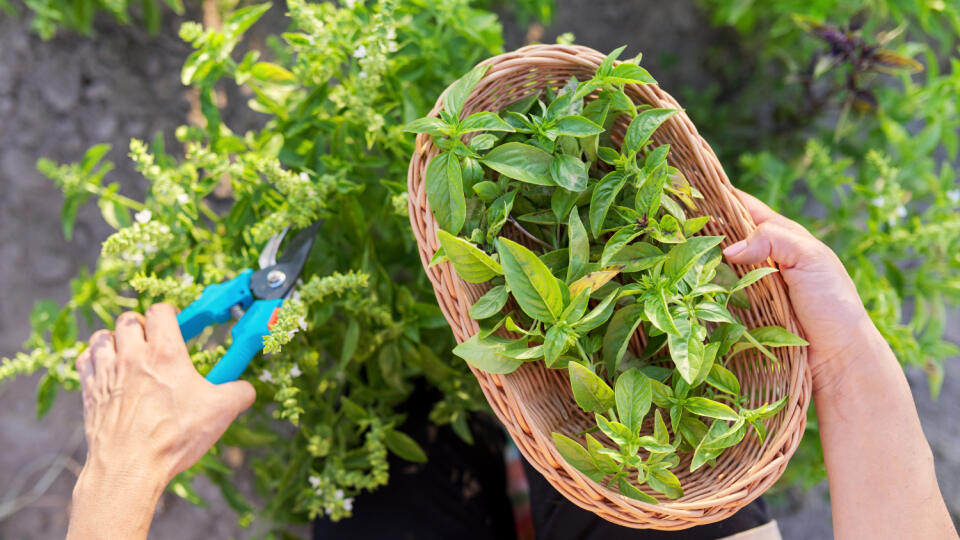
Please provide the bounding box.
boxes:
[313,390,769,540]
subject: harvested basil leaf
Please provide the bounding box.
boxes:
[469,285,509,319]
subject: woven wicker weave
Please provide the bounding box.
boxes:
[406,44,811,530]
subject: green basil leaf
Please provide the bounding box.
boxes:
[443,64,489,119]
[595,413,633,447]
[615,368,652,433]
[554,115,604,137]
[468,285,509,319]
[481,142,554,186]
[567,209,590,282]
[646,467,683,499]
[744,395,788,421]
[589,171,628,235]
[706,364,740,395]
[695,342,720,386]
[607,63,656,85]
[551,187,579,222]
[678,415,709,449]
[600,225,647,267]
[509,344,545,360]
[618,478,659,504]
[550,154,589,191]
[750,418,769,443]
[585,434,620,474]
[403,116,448,136]
[437,230,503,283]
[486,189,517,244]
[597,45,627,78]
[575,288,619,333]
[51,308,77,351]
[635,435,674,454]
[568,362,615,413]
[607,242,664,273]
[472,180,501,202]
[35,374,58,420]
[453,334,525,374]
[460,111,516,133]
[683,216,711,237]
[462,157,483,191]
[553,432,605,482]
[568,267,619,297]
[653,409,669,445]
[384,429,428,463]
[644,144,671,170]
[505,111,534,132]
[690,424,726,472]
[694,301,736,323]
[712,417,748,449]
[667,317,705,385]
[748,326,809,347]
[496,237,565,322]
[660,195,686,222]
[644,287,679,336]
[545,86,581,121]
[468,133,498,152]
[623,108,678,154]
[650,379,674,408]
[518,209,561,225]
[545,325,573,365]
[684,397,739,421]
[710,322,746,356]
[601,303,645,374]
[731,267,779,293]
[597,146,620,165]
[425,152,466,233]
[663,236,725,282]
[98,197,130,231]
[635,165,669,217]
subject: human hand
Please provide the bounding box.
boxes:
[68,303,255,539]
[722,188,880,394]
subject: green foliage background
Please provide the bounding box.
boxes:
[1,0,958,531]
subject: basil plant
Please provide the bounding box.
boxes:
[407,47,807,503]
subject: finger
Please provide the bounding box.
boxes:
[89,330,117,395]
[75,347,94,379]
[114,311,146,357]
[76,348,96,403]
[215,380,257,417]
[723,220,824,270]
[145,303,186,351]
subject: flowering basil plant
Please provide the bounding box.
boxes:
[407,48,807,502]
[0,0,560,530]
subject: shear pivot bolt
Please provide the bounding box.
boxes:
[267,270,286,288]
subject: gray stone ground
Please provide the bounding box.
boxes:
[0,1,957,539]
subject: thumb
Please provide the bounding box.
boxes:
[722,221,822,270]
[214,380,257,417]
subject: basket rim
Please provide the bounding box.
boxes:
[406,43,812,530]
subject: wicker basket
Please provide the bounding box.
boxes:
[406,44,811,530]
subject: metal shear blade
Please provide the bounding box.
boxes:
[251,220,323,301]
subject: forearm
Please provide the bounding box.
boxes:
[815,321,956,539]
[67,461,165,540]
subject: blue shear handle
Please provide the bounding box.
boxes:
[177,269,255,341]
[205,299,282,384]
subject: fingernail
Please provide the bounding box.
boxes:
[723,240,747,256]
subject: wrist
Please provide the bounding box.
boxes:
[810,315,897,404]
[69,457,167,540]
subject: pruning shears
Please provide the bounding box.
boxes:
[177,221,322,384]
